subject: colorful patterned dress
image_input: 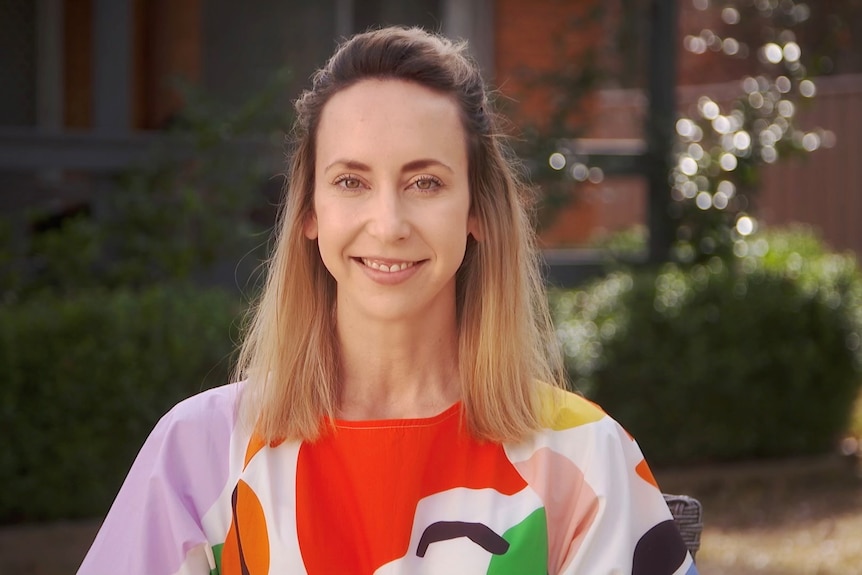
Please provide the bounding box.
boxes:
[78,382,698,575]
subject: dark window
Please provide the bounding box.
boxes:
[0,0,37,126]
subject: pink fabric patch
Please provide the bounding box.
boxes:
[514,447,599,574]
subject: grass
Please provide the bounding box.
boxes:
[697,469,862,574]
[659,451,862,575]
[686,388,862,574]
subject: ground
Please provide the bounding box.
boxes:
[659,454,862,575]
[1,456,860,574]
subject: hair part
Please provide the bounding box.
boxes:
[234,26,566,443]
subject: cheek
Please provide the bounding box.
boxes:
[434,213,471,263]
[314,234,342,282]
[312,211,350,275]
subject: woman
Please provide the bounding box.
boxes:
[79,27,697,575]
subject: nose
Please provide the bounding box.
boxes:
[366,187,411,242]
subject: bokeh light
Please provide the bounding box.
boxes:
[571,163,589,182]
[696,192,713,210]
[676,118,695,138]
[722,38,740,55]
[801,132,821,151]
[712,115,731,134]
[685,35,708,54]
[793,3,810,22]
[768,123,784,140]
[588,167,604,184]
[719,153,738,171]
[681,180,698,199]
[777,100,794,118]
[721,6,740,24]
[799,79,816,97]
[679,156,699,176]
[717,180,736,198]
[748,91,764,109]
[763,43,783,64]
[736,215,755,236]
[783,42,801,62]
[670,0,829,260]
[733,131,751,150]
[699,97,720,119]
[752,238,769,257]
[760,130,777,147]
[549,152,566,170]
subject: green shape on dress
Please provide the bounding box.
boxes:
[209,543,224,575]
[486,507,548,575]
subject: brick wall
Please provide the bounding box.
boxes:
[494,0,601,129]
[133,0,201,129]
[494,1,862,252]
[494,0,605,244]
[536,75,862,257]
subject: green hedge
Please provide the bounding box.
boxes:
[552,227,862,465]
[0,285,241,523]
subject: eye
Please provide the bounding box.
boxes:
[333,174,364,190]
[410,175,443,192]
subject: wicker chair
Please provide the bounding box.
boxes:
[663,493,703,560]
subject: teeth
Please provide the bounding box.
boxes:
[361,258,416,272]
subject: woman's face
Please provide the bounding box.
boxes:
[306,79,479,324]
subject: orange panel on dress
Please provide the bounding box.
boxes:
[294,405,527,574]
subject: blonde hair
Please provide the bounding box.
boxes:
[234,26,566,443]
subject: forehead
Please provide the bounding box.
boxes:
[315,79,467,167]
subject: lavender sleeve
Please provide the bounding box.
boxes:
[77,383,240,575]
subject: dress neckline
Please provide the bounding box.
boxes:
[330,401,462,430]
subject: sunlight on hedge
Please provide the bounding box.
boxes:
[551,226,862,465]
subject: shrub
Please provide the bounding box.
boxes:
[0,285,241,523]
[551,227,862,466]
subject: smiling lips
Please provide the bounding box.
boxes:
[360,258,417,273]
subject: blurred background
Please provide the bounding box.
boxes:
[1,0,861,573]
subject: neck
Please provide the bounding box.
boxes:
[334,302,461,420]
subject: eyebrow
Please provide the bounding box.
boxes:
[324,158,454,174]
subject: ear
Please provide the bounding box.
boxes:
[467,213,483,242]
[303,212,318,240]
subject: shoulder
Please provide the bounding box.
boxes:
[78,383,245,575]
[536,384,608,431]
[509,385,645,477]
[126,382,246,513]
[159,381,243,429]
[143,381,245,464]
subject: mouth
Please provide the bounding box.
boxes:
[359,258,419,273]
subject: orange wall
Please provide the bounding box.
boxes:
[494,0,605,246]
[134,0,201,129]
[494,0,601,130]
[64,0,92,128]
[62,0,200,131]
